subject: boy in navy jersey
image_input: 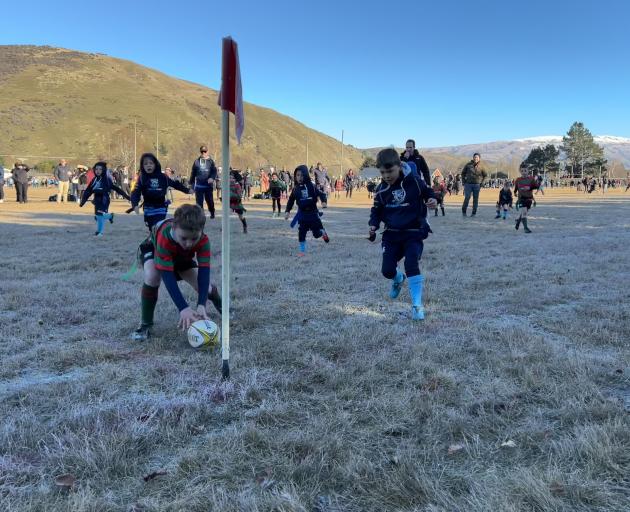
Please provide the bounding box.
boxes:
[80,161,130,236]
[369,148,436,320]
[284,165,329,256]
[495,182,513,219]
[131,153,190,229]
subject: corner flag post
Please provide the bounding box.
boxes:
[218,36,244,380]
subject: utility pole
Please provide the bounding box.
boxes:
[133,117,137,174]
[156,114,159,160]
[340,129,344,175]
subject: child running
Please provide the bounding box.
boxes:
[514,163,539,233]
[132,204,222,341]
[131,153,190,230]
[368,148,436,321]
[284,164,329,257]
[229,172,248,233]
[268,172,286,217]
[80,161,131,236]
[495,181,513,219]
[431,177,447,216]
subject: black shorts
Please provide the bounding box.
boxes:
[138,239,197,281]
[518,198,533,209]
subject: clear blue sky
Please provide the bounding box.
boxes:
[2,0,629,148]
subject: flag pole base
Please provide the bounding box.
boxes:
[221,359,230,380]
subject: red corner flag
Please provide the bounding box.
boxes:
[218,37,244,143]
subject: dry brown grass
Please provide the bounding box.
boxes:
[0,187,629,511]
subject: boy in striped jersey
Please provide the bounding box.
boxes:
[132,204,221,341]
[514,163,539,233]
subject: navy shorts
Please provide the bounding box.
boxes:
[381,230,424,279]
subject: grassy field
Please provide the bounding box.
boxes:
[0,186,629,511]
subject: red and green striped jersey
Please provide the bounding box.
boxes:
[514,176,538,199]
[151,219,211,272]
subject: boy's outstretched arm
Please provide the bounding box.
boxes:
[111,183,131,202]
[79,181,94,207]
[130,176,142,208]
[168,176,191,195]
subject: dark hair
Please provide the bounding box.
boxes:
[139,153,161,174]
[473,152,481,158]
[406,139,416,148]
[294,164,311,183]
[376,148,401,169]
[173,204,206,232]
[93,161,107,172]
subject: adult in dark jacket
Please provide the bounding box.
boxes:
[312,162,330,206]
[344,169,356,198]
[461,153,488,216]
[12,163,30,203]
[189,145,218,218]
[400,139,431,184]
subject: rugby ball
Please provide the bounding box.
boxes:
[187,319,220,348]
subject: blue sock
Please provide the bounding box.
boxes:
[299,241,306,253]
[103,212,112,221]
[393,270,404,284]
[96,215,105,234]
[407,274,424,307]
[503,210,507,219]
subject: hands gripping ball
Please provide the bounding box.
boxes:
[187,320,220,348]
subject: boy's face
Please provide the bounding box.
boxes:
[172,226,202,250]
[520,168,529,177]
[379,164,401,185]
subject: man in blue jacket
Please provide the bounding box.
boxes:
[369,148,436,320]
[189,146,218,218]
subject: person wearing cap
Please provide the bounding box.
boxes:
[12,162,30,203]
[400,139,431,184]
[54,159,72,203]
[461,153,488,216]
[189,146,218,218]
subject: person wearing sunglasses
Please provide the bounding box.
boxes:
[190,146,218,218]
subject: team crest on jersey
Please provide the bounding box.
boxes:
[391,188,406,204]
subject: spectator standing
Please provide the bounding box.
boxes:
[190,146,218,218]
[12,162,30,203]
[54,159,72,203]
[461,153,487,216]
[400,139,431,183]
[313,162,330,206]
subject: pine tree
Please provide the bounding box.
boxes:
[560,122,606,177]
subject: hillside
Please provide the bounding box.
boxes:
[363,135,630,177]
[0,45,363,174]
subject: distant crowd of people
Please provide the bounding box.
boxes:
[1,146,629,207]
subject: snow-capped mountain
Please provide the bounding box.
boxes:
[424,135,630,168]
